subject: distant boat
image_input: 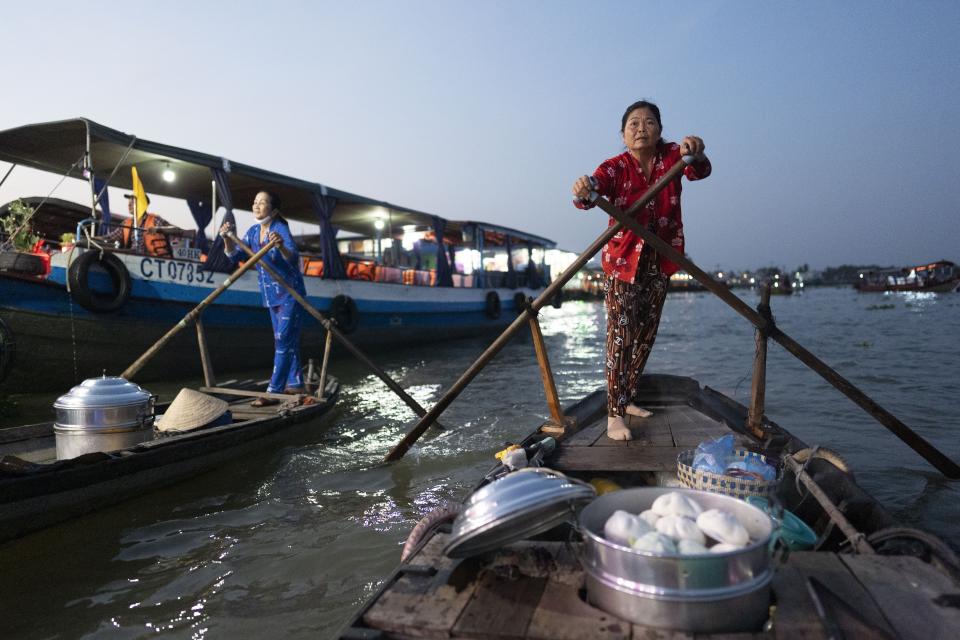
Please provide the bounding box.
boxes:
[0,118,558,393]
[856,260,959,293]
[668,270,706,292]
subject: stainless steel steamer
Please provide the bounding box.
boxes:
[578,487,774,633]
[53,376,155,459]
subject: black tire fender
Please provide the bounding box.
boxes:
[513,291,528,314]
[0,250,46,276]
[551,288,563,309]
[484,291,501,319]
[0,316,14,384]
[329,294,359,333]
[67,251,131,313]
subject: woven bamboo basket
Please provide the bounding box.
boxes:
[676,449,780,500]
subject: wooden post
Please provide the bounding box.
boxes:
[525,299,577,436]
[122,238,279,380]
[383,159,691,462]
[746,284,771,439]
[195,315,216,388]
[590,191,960,479]
[317,327,333,399]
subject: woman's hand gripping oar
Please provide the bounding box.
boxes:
[223,231,444,430]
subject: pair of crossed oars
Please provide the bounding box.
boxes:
[382,156,960,480]
[123,233,441,429]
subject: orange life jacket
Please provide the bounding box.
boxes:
[121,214,172,258]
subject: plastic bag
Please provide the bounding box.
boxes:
[725,457,777,482]
[692,434,735,474]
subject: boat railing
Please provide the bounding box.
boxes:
[382,157,960,480]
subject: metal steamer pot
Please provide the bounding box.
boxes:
[53,376,156,459]
[577,487,775,633]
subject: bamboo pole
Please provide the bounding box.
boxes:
[746,284,771,439]
[195,315,216,388]
[784,454,875,554]
[383,159,692,462]
[589,184,960,479]
[318,328,333,399]
[224,232,438,423]
[525,299,570,431]
[121,239,279,380]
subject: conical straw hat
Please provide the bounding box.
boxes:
[156,388,229,433]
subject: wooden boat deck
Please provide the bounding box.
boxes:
[340,376,960,639]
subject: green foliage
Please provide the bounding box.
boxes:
[0,199,40,251]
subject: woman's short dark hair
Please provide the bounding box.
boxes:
[265,191,282,211]
[620,100,662,133]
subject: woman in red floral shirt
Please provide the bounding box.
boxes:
[573,100,711,440]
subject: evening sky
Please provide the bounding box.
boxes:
[1,1,957,271]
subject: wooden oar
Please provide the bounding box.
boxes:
[224,231,441,426]
[383,159,692,462]
[122,239,279,379]
[588,181,960,479]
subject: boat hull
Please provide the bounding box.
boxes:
[1,250,544,393]
[0,382,340,543]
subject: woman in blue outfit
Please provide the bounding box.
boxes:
[220,191,306,406]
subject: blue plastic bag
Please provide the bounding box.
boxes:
[692,434,735,474]
[726,457,777,482]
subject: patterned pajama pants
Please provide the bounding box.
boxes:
[604,250,669,417]
[267,298,304,393]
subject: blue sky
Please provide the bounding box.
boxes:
[1,1,957,270]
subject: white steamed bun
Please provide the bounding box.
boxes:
[709,542,746,553]
[696,508,750,546]
[630,531,678,554]
[677,539,710,555]
[639,509,660,528]
[655,515,707,545]
[651,492,703,519]
[604,509,653,546]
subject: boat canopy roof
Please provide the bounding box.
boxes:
[0,118,555,248]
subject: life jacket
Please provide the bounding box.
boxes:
[121,214,172,258]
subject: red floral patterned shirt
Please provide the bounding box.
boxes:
[575,141,711,282]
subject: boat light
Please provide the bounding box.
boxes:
[374,219,385,231]
[162,162,176,183]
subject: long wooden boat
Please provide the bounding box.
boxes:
[856,260,960,293]
[0,377,339,543]
[0,119,559,393]
[339,374,960,638]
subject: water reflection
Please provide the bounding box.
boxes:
[1,289,957,639]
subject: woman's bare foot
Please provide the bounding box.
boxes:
[607,416,633,441]
[625,403,653,418]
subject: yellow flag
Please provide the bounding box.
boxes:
[131,166,149,225]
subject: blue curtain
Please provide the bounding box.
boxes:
[310,190,346,279]
[93,176,111,235]
[475,225,484,289]
[526,241,542,289]
[200,167,236,273]
[432,216,453,287]
[186,198,212,254]
[505,235,517,289]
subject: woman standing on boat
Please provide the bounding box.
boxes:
[220,191,307,406]
[572,100,710,440]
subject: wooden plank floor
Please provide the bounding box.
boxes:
[356,536,960,639]
[551,404,730,473]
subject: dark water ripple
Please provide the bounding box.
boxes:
[0,286,958,638]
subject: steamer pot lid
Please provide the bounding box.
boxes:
[54,376,153,409]
[444,467,596,558]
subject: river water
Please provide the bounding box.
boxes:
[1,286,958,638]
